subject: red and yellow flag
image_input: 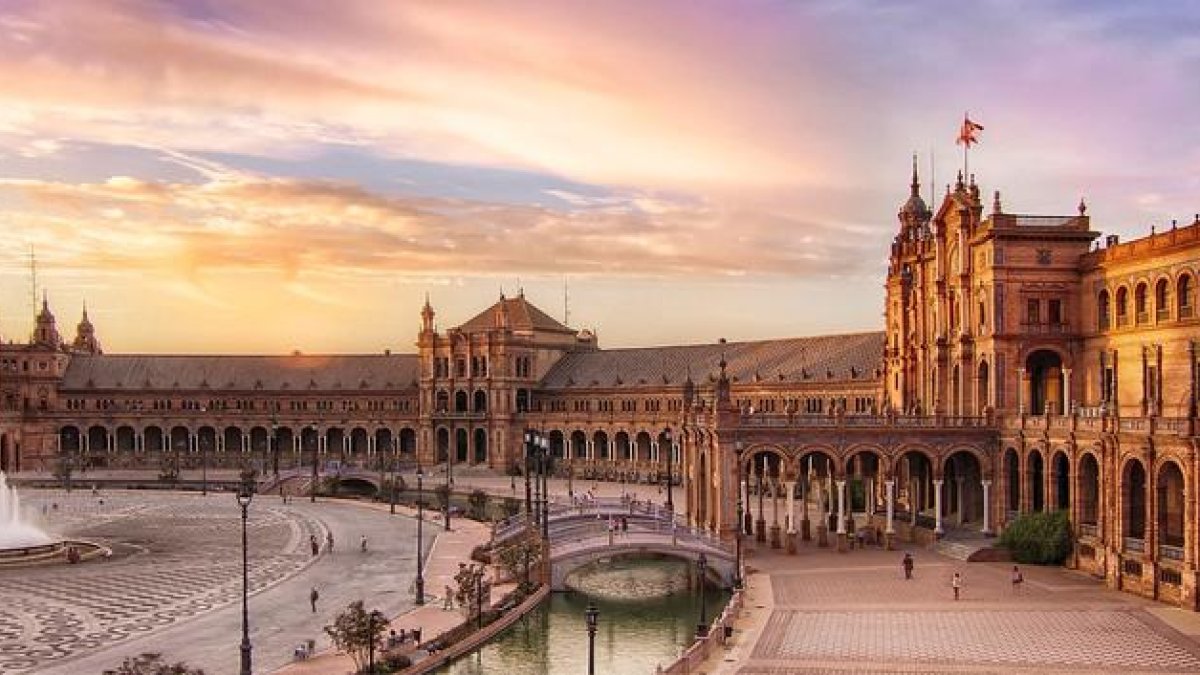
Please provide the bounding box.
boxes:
[957,115,984,146]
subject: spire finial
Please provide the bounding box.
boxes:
[910,153,920,197]
[955,170,964,191]
[42,290,48,311]
[1078,197,1087,216]
[992,190,1002,215]
[82,300,89,322]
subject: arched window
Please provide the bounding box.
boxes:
[1097,289,1111,330]
[1115,287,1129,326]
[1179,274,1194,319]
[1155,278,1170,321]
[1134,283,1148,324]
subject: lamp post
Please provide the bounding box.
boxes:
[270,421,280,482]
[415,464,426,605]
[200,407,208,496]
[476,568,484,631]
[308,426,318,503]
[734,440,744,588]
[663,426,673,516]
[236,470,255,675]
[696,551,708,637]
[540,435,550,542]
[585,602,599,675]
[524,429,535,518]
[444,457,452,532]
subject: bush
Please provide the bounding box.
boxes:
[999,510,1072,564]
[468,489,490,520]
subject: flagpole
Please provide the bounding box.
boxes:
[962,111,969,181]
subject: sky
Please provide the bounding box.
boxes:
[0,0,1197,354]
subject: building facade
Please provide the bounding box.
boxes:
[0,168,1197,609]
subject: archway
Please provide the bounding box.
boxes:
[593,431,609,462]
[635,432,652,464]
[1004,448,1020,514]
[977,360,990,414]
[436,427,450,463]
[116,426,136,453]
[745,448,787,545]
[1026,350,1064,414]
[351,428,370,457]
[399,428,417,457]
[473,428,487,464]
[0,434,9,472]
[845,450,883,514]
[570,430,587,461]
[327,427,346,464]
[1028,450,1045,512]
[1052,451,1070,511]
[473,389,487,413]
[88,425,109,454]
[454,390,468,413]
[943,450,983,526]
[1079,453,1100,527]
[1157,461,1185,549]
[615,432,631,462]
[897,449,934,525]
[455,428,468,463]
[1123,459,1147,541]
[60,426,81,453]
[549,430,565,459]
[144,426,164,453]
[223,426,243,454]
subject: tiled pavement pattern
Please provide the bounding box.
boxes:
[710,544,1200,675]
[0,491,322,674]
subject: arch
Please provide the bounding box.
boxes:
[326,427,347,461]
[144,426,164,453]
[897,450,935,522]
[435,390,450,412]
[845,449,884,513]
[455,428,468,463]
[436,427,450,463]
[454,390,468,413]
[1078,452,1100,526]
[1115,285,1129,325]
[473,389,487,413]
[374,428,393,459]
[515,388,530,413]
[399,428,417,456]
[1097,288,1111,330]
[1003,448,1020,513]
[1154,277,1170,322]
[249,426,269,453]
[299,426,319,454]
[549,430,565,459]
[1051,450,1070,511]
[223,426,243,454]
[635,432,653,463]
[570,430,587,460]
[351,428,370,456]
[1122,458,1147,540]
[593,431,609,461]
[615,431,631,462]
[87,425,109,453]
[1025,349,1064,414]
[1134,281,1149,324]
[1027,449,1045,512]
[976,359,990,414]
[1178,273,1195,318]
[115,425,136,453]
[275,427,295,457]
[473,428,487,464]
[0,434,9,472]
[60,425,82,453]
[943,450,984,526]
[1157,461,1185,548]
[170,426,190,454]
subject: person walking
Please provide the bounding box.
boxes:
[326,531,334,553]
[442,585,454,610]
[360,534,368,553]
[902,552,914,580]
[310,534,319,557]
[309,586,319,613]
[951,572,963,600]
[1011,565,1024,593]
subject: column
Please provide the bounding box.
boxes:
[1063,368,1072,415]
[885,480,895,532]
[933,478,944,535]
[835,479,848,552]
[784,480,797,554]
[770,474,782,549]
[800,476,811,541]
[981,479,992,535]
[243,433,250,455]
[816,480,829,547]
[1017,367,1026,414]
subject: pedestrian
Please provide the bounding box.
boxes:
[1011,565,1024,593]
[310,586,319,613]
[951,572,962,600]
[442,585,454,610]
[360,534,368,553]
[326,531,334,553]
[310,534,319,557]
[413,626,422,644]
[621,516,628,533]
[902,552,914,580]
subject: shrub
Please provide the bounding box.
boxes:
[999,510,1072,564]
[468,489,490,520]
[103,653,204,675]
[324,600,389,674]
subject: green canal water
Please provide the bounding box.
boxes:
[437,557,730,675]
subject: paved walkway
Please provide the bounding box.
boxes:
[697,540,1200,674]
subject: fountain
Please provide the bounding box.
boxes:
[0,472,62,562]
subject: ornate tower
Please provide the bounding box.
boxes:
[32,294,60,349]
[71,303,102,354]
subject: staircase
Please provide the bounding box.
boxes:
[934,529,1009,562]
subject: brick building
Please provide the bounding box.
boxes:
[0,166,1197,609]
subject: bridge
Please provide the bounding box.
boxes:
[496,498,737,592]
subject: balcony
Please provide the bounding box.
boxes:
[1018,322,1071,335]
[1116,314,1129,328]
[1079,523,1098,539]
[1181,305,1195,319]
[1123,537,1144,553]
[1156,308,1170,322]
[1159,544,1184,561]
[1135,311,1149,325]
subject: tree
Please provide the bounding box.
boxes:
[434,483,452,511]
[468,489,490,520]
[494,532,543,590]
[999,510,1072,564]
[325,600,389,674]
[103,653,204,675]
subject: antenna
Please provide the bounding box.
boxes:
[563,277,570,326]
[929,147,935,209]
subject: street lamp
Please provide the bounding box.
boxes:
[200,407,208,497]
[696,551,708,637]
[415,464,426,605]
[236,470,256,675]
[524,429,535,518]
[444,457,452,533]
[663,426,673,516]
[734,440,744,588]
[585,602,599,675]
[540,435,550,542]
[308,425,318,503]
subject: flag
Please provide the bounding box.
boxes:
[957,115,983,146]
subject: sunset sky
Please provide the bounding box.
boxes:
[1,1,1197,353]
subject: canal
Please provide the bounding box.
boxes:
[437,557,731,675]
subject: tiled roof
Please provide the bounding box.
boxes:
[539,332,885,389]
[456,295,574,334]
[61,354,421,392]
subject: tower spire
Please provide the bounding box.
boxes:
[910,152,920,197]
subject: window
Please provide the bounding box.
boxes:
[1048,299,1062,326]
[1116,287,1129,326]
[1155,279,1170,321]
[1098,290,1111,330]
[1179,274,1194,319]
[455,359,466,378]
[1135,283,1148,324]
[1026,299,1040,324]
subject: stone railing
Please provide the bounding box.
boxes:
[738,414,991,429]
[1124,537,1145,553]
[1159,544,1185,561]
[1079,523,1098,539]
[657,580,745,675]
